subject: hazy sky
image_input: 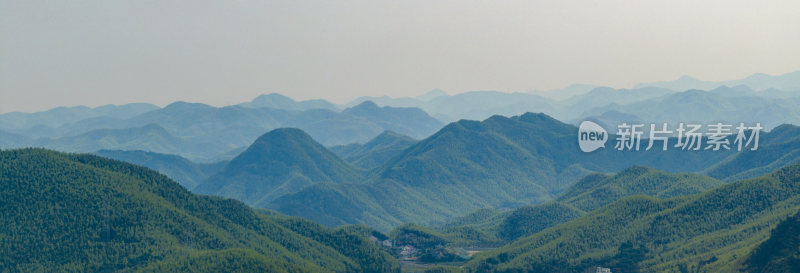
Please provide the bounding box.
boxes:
[2,0,799,113]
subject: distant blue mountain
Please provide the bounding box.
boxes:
[239,93,339,111]
[537,84,600,100]
[415,88,449,101]
[1,98,443,161]
[0,103,158,136]
[553,86,675,120]
[580,87,800,130]
[347,90,556,122]
[634,70,800,91]
[30,124,230,162]
[95,149,225,190]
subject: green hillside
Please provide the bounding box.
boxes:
[0,148,398,272]
[743,210,800,272]
[557,166,724,211]
[439,166,723,243]
[437,208,506,232]
[705,124,800,181]
[464,163,800,272]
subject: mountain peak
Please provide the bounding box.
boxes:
[253,127,311,144]
[516,112,571,129]
[517,112,556,121]
[362,131,416,150]
[242,93,298,109]
[744,72,770,81]
[372,130,413,142]
[239,93,338,111]
[416,88,449,101]
[351,100,380,110]
[163,101,213,110]
[253,93,295,102]
[195,127,361,206]
[586,86,616,94]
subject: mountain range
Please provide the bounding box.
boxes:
[0,100,443,162]
[0,103,159,138]
[8,145,800,271]
[200,112,798,231]
[345,70,800,124]
[580,86,800,131]
[4,70,799,160]
[72,109,800,235]
[4,70,800,271]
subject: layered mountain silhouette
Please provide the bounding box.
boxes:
[553,86,674,119]
[0,100,443,162]
[0,103,158,138]
[581,87,800,130]
[31,124,232,162]
[635,70,800,91]
[4,71,798,163]
[347,91,557,122]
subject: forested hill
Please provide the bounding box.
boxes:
[464,163,800,272]
[744,209,800,272]
[0,148,399,272]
